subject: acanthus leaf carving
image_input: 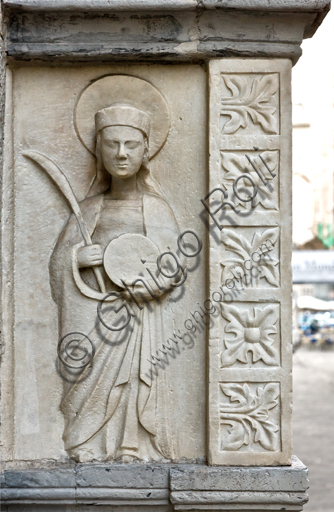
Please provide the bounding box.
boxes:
[220,383,280,452]
[220,227,279,288]
[220,74,279,134]
[221,150,279,210]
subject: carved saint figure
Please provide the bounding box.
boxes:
[49,78,181,463]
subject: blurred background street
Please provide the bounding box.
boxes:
[292,6,334,512]
[293,348,334,512]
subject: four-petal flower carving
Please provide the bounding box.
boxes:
[220,74,279,134]
[221,303,279,367]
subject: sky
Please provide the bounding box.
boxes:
[293,8,334,122]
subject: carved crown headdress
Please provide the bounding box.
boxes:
[95,104,151,139]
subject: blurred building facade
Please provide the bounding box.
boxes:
[292,8,334,250]
[292,8,334,303]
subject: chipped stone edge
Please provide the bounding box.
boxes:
[2,0,331,12]
[1,459,309,510]
[1,0,16,466]
[2,0,330,64]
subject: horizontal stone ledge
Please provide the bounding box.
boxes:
[173,506,305,511]
[6,41,303,64]
[3,0,331,11]
[0,487,169,502]
[2,501,169,507]
[0,459,309,509]
[1,488,76,501]
[1,468,76,488]
[1,458,309,493]
[2,464,170,490]
[170,456,309,492]
[75,463,170,488]
[170,491,309,505]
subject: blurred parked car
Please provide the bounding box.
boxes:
[298,311,334,348]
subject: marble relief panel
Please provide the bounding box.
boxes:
[7,64,208,462]
[220,226,280,288]
[220,150,280,212]
[219,382,281,453]
[220,73,280,135]
[220,302,280,368]
[209,59,292,465]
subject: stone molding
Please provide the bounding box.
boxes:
[1,456,309,510]
[3,0,331,12]
[2,0,330,63]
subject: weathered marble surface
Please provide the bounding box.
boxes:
[2,0,331,8]
[1,63,207,463]
[208,58,292,465]
[1,456,308,511]
[1,58,293,466]
[2,0,330,63]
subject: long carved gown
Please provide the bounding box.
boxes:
[50,191,180,461]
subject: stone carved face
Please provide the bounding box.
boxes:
[100,125,146,179]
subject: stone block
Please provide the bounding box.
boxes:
[0,460,309,511]
[170,456,309,492]
[76,463,170,488]
[207,58,293,466]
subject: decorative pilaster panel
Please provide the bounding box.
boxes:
[208,59,292,465]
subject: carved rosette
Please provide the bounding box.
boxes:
[209,60,292,465]
[220,303,280,368]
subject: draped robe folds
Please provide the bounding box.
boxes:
[50,192,181,461]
